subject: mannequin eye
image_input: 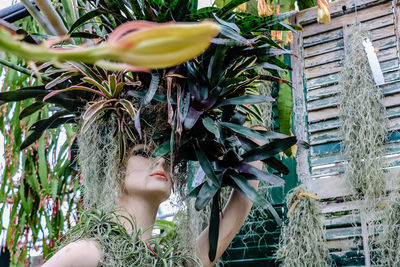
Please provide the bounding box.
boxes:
[132,148,149,157]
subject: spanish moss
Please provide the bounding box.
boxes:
[275,185,332,267]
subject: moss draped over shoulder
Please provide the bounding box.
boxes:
[58,209,201,267]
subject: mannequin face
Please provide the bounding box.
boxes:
[123,144,172,203]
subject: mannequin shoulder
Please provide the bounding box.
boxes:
[42,239,102,267]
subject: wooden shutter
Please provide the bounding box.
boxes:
[290,0,400,265]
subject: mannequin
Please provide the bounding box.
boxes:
[43,131,266,267]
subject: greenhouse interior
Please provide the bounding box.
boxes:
[0,0,399,266]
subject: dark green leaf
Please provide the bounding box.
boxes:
[152,140,170,158]
[255,62,284,72]
[194,143,221,210]
[70,32,102,39]
[208,46,227,87]
[217,95,274,107]
[213,14,240,33]
[19,102,45,119]
[219,122,287,141]
[186,7,218,20]
[218,0,248,17]
[264,157,289,175]
[260,57,292,71]
[237,11,297,30]
[128,0,144,19]
[195,179,220,211]
[236,162,284,186]
[0,90,46,103]
[189,182,204,197]
[242,136,297,162]
[114,0,135,20]
[240,47,292,58]
[208,193,220,262]
[68,9,105,34]
[21,116,74,150]
[202,118,220,138]
[183,107,203,130]
[220,25,256,45]
[279,22,303,31]
[230,174,266,206]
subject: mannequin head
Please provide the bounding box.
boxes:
[123,144,173,204]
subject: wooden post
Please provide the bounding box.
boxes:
[394,0,400,61]
[289,14,312,187]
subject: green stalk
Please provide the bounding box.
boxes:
[0,30,107,64]
[61,0,79,27]
[0,57,51,82]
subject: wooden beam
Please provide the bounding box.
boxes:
[394,0,400,61]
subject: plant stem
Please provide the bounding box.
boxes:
[35,0,69,37]
[20,0,57,35]
[0,57,51,82]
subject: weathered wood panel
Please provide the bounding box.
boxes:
[295,0,389,26]
[302,2,393,37]
[308,170,400,199]
[290,1,400,265]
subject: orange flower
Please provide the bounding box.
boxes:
[271,5,282,41]
[257,0,274,17]
[236,2,247,12]
[317,0,330,24]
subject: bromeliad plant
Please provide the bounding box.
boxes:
[43,68,140,160]
[0,0,304,262]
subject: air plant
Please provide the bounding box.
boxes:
[275,185,332,267]
[43,71,140,160]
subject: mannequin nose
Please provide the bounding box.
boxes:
[155,156,166,167]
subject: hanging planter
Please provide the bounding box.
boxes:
[275,185,332,267]
[379,190,400,265]
[338,25,388,202]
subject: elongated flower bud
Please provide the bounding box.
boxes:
[0,21,220,70]
[105,21,220,69]
[317,0,330,24]
[236,2,247,12]
[257,0,274,17]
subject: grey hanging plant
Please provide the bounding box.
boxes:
[378,190,400,266]
[338,25,388,202]
[275,185,332,267]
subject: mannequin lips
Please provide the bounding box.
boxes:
[150,171,168,182]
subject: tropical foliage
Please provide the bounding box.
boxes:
[0,0,303,264]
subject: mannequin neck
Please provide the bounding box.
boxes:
[116,194,161,240]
